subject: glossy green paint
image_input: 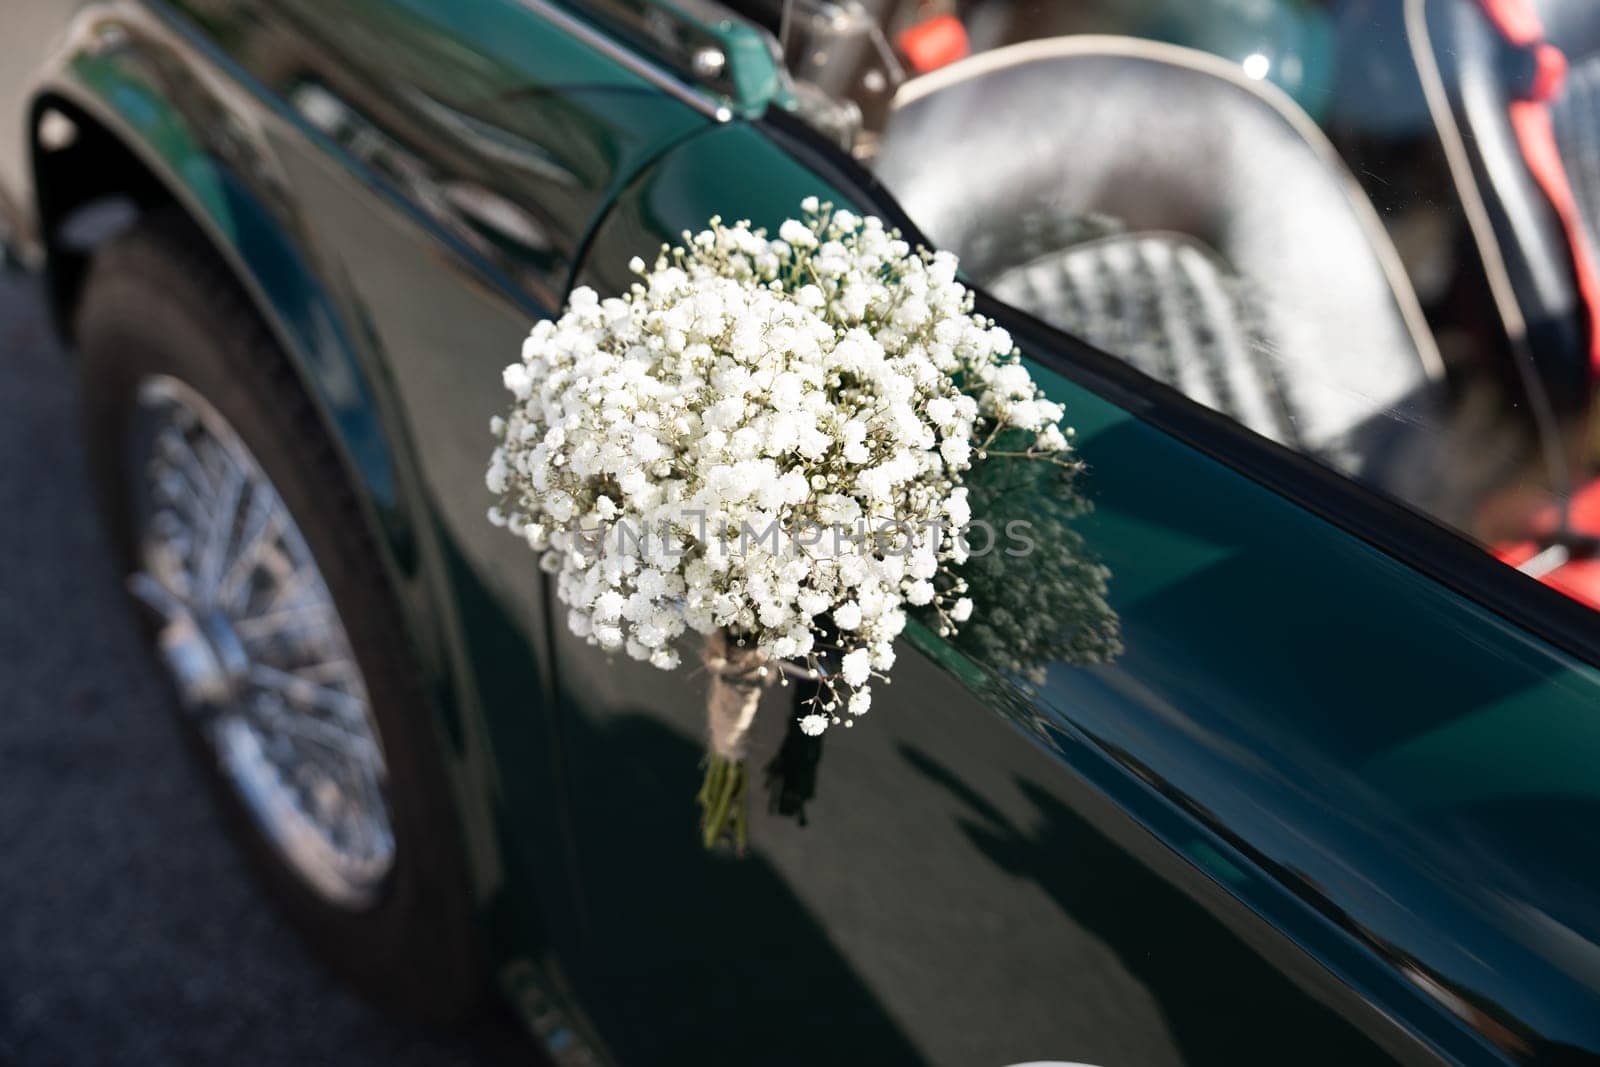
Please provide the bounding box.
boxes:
[33,0,715,1047]
[36,4,531,958]
[126,1,727,1045]
[47,9,411,553]
[17,0,1600,1061]
[584,0,788,115]
[163,0,711,307]
[575,120,1600,1060]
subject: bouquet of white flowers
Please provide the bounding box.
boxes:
[488,199,1075,849]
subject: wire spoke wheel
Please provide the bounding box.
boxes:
[127,374,395,909]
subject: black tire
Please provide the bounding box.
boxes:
[74,207,486,1023]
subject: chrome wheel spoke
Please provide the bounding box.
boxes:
[218,487,279,613]
[153,428,216,533]
[127,571,187,626]
[285,656,363,687]
[248,690,384,772]
[258,563,317,617]
[248,662,367,723]
[233,601,337,644]
[126,376,394,909]
[196,461,245,602]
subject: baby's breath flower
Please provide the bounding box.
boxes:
[839,648,872,689]
[488,201,1075,733]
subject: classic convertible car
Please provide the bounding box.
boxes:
[3,0,1600,1062]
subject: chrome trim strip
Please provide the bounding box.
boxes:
[512,0,733,122]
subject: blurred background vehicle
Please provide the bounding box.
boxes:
[3,0,1599,1064]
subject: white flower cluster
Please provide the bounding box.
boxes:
[488,199,1073,735]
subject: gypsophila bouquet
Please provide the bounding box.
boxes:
[487,198,1075,849]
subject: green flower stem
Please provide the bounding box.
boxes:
[698,754,749,853]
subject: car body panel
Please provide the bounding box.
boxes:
[5,0,1600,1064]
[566,119,1600,1063]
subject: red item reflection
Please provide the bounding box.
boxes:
[1494,478,1600,610]
[1479,0,1543,45]
[896,15,970,74]
[1479,0,1600,374]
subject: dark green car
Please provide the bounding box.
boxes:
[4,0,1600,1062]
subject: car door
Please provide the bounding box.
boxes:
[545,10,1600,1067]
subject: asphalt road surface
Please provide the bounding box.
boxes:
[0,267,532,1066]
